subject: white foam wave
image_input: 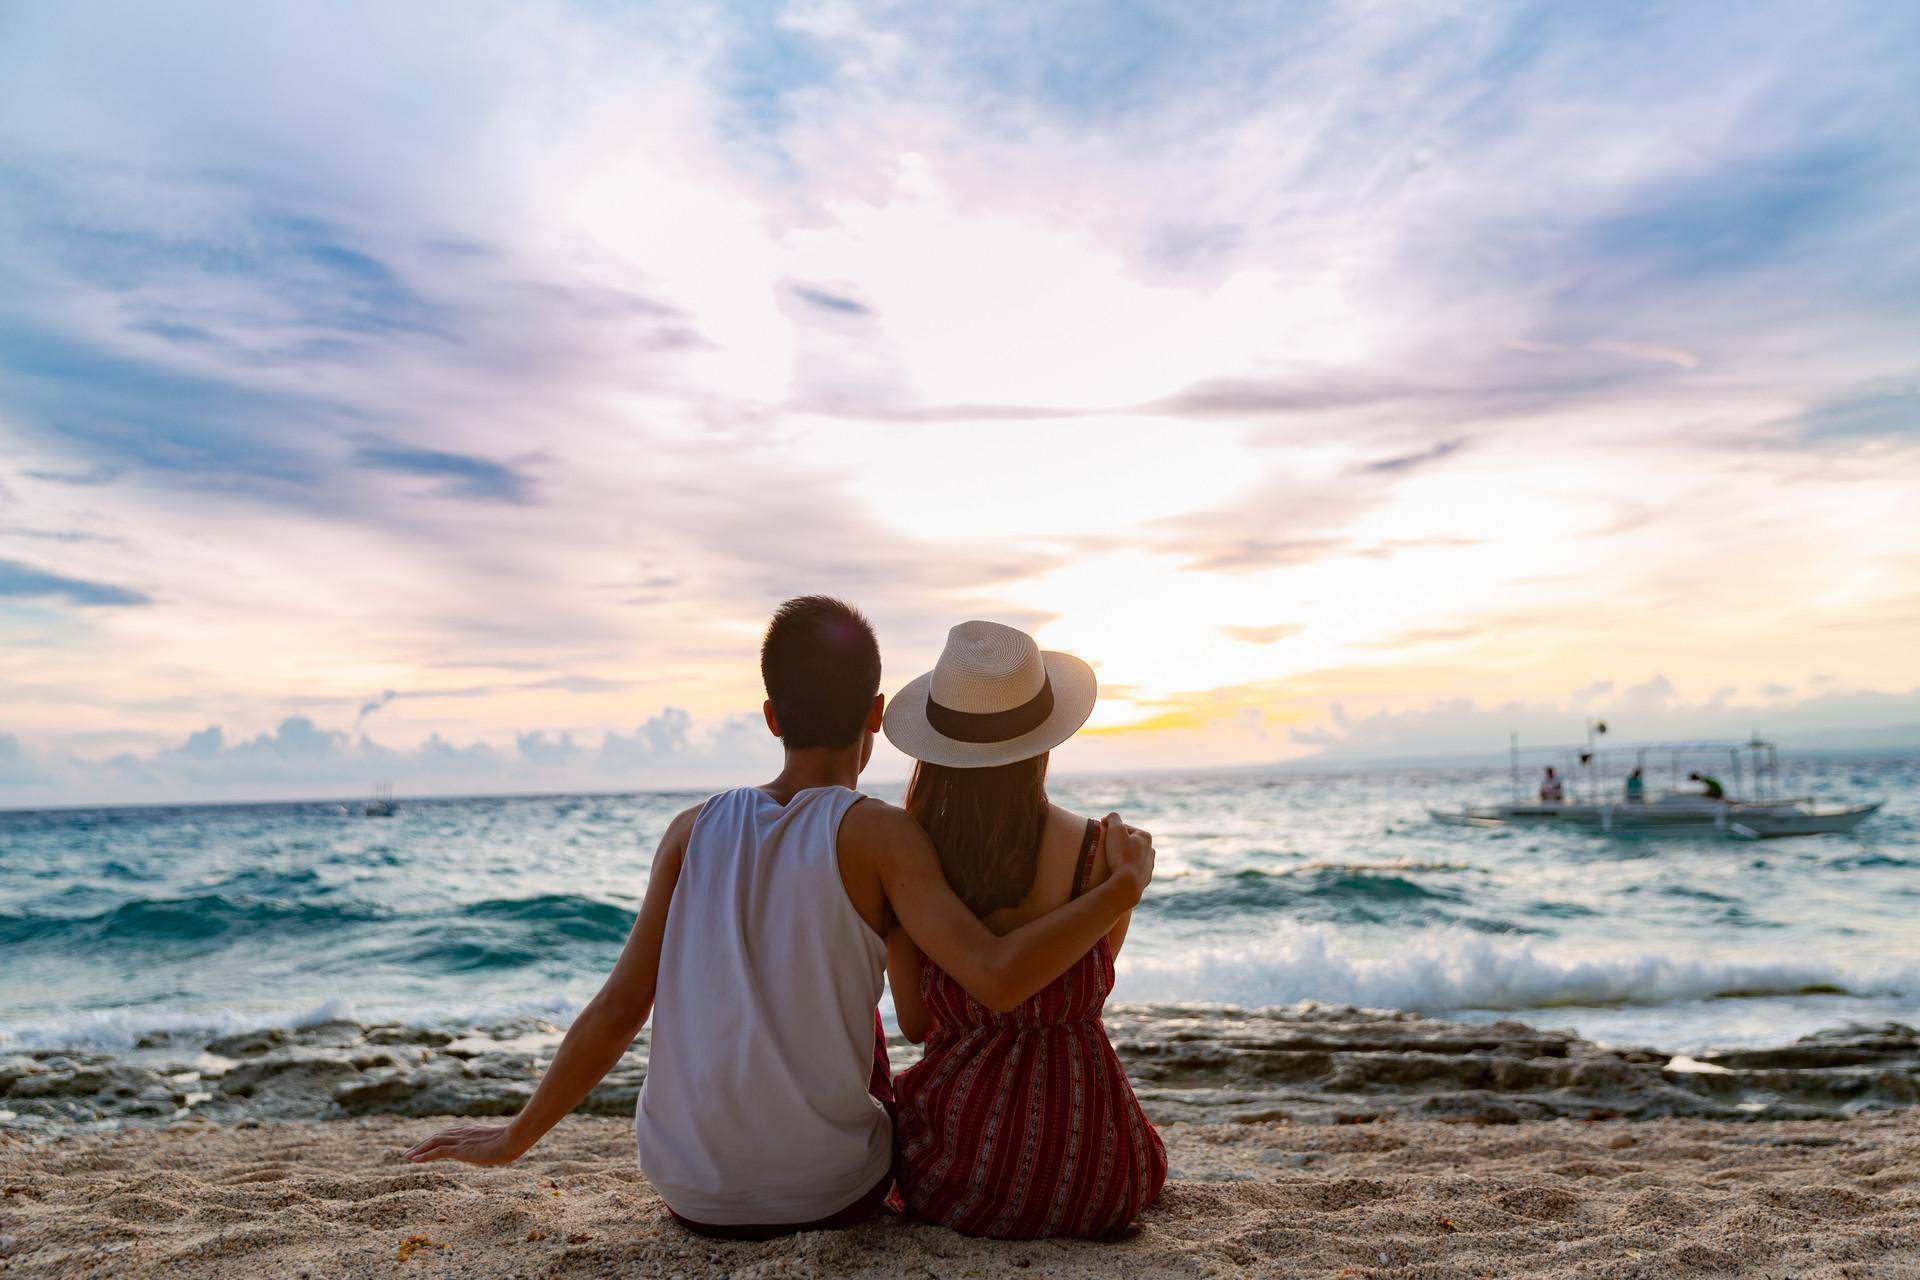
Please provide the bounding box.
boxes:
[0,994,585,1052]
[1113,924,1919,1013]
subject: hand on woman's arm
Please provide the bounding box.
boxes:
[404,806,696,1166]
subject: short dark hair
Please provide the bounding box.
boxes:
[760,596,881,749]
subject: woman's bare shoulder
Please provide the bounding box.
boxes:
[1040,804,1100,876]
[1045,803,1092,841]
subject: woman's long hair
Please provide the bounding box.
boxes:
[903,752,1049,918]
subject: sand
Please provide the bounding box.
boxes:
[3,1112,1916,1279]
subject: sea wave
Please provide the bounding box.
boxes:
[0,890,632,953]
[457,894,633,942]
[1141,866,1546,935]
[0,895,390,948]
[0,994,585,1053]
[1112,923,1920,1013]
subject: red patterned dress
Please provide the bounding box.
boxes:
[892,819,1167,1239]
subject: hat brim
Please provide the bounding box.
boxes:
[883,651,1097,769]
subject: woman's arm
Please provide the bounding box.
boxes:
[404,804,698,1165]
[887,930,930,1043]
[1082,815,1134,959]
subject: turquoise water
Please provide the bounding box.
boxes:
[2,756,1914,1055]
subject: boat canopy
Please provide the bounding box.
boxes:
[1506,730,1781,804]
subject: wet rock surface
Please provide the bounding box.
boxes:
[1113,1007,1920,1124]
[3,1005,1915,1135]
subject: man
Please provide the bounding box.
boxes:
[1539,766,1564,803]
[1688,770,1726,801]
[406,597,1153,1239]
[1624,767,1645,803]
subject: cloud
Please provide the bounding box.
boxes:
[350,443,537,504]
[1356,439,1465,475]
[1151,373,1418,419]
[1358,626,1479,649]
[0,527,120,545]
[1587,340,1701,371]
[0,558,149,607]
[1287,680,1920,762]
[1619,674,1678,706]
[514,730,578,765]
[1579,142,1871,287]
[332,675,632,723]
[0,706,783,806]
[788,284,872,316]
[355,690,398,725]
[177,726,225,759]
[521,674,633,694]
[0,323,332,493]
[0,733,47,785]
[1134,464,1393,574]
[20,464,121,487]
[1221,623,1303,645]
[1788,382,1918,441]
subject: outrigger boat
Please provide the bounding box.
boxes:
[1429,729,1883,839]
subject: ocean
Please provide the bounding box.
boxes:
[2,755,1916,1130]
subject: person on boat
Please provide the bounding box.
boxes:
[1539,766,1565,803]
[403,598,1155,1240]
[884,620,1168,1239]
[1688,770,1727,801]
[1624,768,1645,803]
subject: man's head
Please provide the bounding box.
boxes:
[760,596,883,760]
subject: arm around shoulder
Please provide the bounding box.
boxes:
[856,803,1152,1013]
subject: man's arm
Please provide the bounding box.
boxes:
[405,804,698,1165]
[846,803,1153,1013]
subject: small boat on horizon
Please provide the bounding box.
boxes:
[364,783,397,818]
[1429,729,1883,838]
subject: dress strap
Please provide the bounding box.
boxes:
[1068,819,1101,900]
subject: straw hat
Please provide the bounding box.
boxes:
[884,621,1097,768]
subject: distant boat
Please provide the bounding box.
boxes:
[1429,729,1883,839]
[364,783,397,818]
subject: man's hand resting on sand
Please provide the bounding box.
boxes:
[405,1123,525,1166]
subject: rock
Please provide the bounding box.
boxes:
[364,1026,455,1048]
[0,1057,42,1091]
[217,1050,364,1117]
[9,1066,112,1099]
[205,1028,291,1058]
[1700,1023,1918,1071]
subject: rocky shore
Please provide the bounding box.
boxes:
[4,1003,1915,1135]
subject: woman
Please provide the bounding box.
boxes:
[882,620,1166,1240]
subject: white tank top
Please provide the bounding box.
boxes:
[634,785,890,1224]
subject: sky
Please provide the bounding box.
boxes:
[1,1,1918,805]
